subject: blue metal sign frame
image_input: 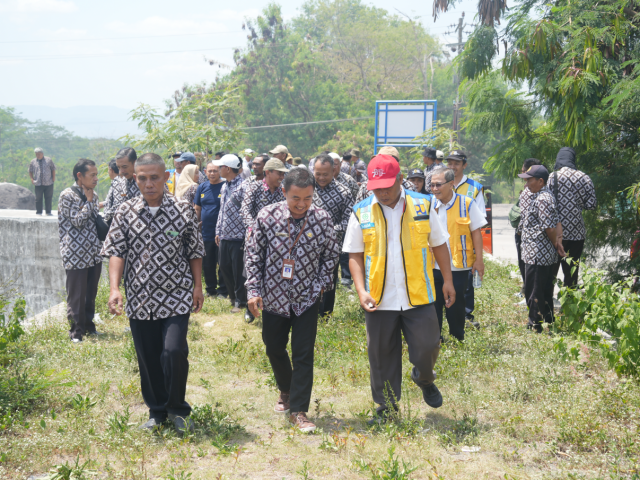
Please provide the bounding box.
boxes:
[374,100,438,154]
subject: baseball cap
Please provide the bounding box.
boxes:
[350,149,361,158]
[212,154,242,169]
[269,145,289,155]
[292,157,303,166]
[436,150,444,160]
[264,158,289,172]
[423,147,437,159]
[244,148,255,156]
[446,150,468,163]
[171,151,183,158]
[367,155,401,190]
[377,146,399,159]
[407,168,426,179]
[178,152,196,164]
[518,164,549,182]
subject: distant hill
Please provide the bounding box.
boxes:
[9,105,141,139]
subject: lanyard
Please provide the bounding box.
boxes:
[287,217,308,256]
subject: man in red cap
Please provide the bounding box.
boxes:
[343,154,456,424]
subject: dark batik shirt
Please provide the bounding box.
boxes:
[241,179,286,232]
[100,193,205,320]
[521,186,559,266]
[313,180,353,243]
[424,163,446,194]
[335,172,359,202]
[183,183,199,204]
[58,185,102,270]
[354,178,416,203]
[103,176,141,222]
[547,167,597,241]
[245,202,340,317]
[29,156,56,186]
[216,175,247,241]
[516,188,533,235]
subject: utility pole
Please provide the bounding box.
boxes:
[445,12,473,144]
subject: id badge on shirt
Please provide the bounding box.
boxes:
[281,259,295,279]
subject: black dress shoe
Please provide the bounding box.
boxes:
[367,405,398,426]
[139,417,165,431]
[168,414,194,435]
[421,383,443,408]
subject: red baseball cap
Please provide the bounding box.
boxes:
[367,154,400,190]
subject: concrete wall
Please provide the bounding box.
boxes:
[0,210,66,316]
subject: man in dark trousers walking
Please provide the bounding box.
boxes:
[102,153,205,435]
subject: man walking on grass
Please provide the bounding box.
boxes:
[246,168,340,433]
[344,154,455,424]
[102,153,205,435]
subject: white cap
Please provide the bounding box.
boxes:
[328,152,340,160]
[436,150,444,160]
[244,148,254,155]
[269,145,289,155]
[212,154,242,169]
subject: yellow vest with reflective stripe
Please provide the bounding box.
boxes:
[353,189,436,306]
[454,177,483,200]
[166,170,177,194]
[445,193,476,269]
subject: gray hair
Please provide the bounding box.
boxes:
[315,153,334,168]
[34,147,43,154]
[433,168,455,183]
[135,152,165,170]
[283,166,315,192]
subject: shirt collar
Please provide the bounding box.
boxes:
[453,174,468,189]
[132,192,173,214]
[434,192,457,209]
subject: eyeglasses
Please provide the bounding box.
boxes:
[430,181,451,189]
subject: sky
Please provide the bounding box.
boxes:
[0,0,478,136]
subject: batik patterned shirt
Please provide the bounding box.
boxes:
[183,183,199,204]
[245,202,340,317]
[103,176,141,222]
[547,167,597,241]
[521,186,559,266]
[29,156,56,186]
[313,180,353,243]
[516,188,533,235]
[335,172,360,202]
[100,193,205,320]
[58,185,102,270]
[241,179,286,232]
[354,178,416,203]
[216,175,247,241]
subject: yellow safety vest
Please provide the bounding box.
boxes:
[353,189,436,306]
[444,193,476,269]
[166,170,177,194]
[454,177,483,200]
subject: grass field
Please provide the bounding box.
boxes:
[1,260,639,479]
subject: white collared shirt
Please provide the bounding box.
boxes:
[342,189,449,311]
[454,174,487,216]
[433,193,486,271]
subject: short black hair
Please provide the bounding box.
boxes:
[108,158,119,174]
[315,153,334,169]
[115,147,137,163]
[230,167,240,174]
[135,152,165,170]
[73,158,96,181]
[523,158,542,171]
[342,151,353,161]
[283,167,315,192]
[215,151,225,157]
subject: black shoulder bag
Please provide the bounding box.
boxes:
[71,186,109,241]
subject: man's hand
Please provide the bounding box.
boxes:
[442,281,456,308]
[83,186,94,202]
[108,290,123,315]
[357,291,377,312]
[472,259,485,279]
[248,297,263,318]
[192,286,204,314]
[215,235,220,246]
[556,238,567,257]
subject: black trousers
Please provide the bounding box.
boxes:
[524,263,555,331]
[218,239,246,306]
[464,270,475,320]
[262,302,319,413]
[433,269,469,341]
[35,184,54,214]
[339,252,351,281]
[551,239,584,289]
[65,263,102,340]
[515,233,525,284]
[203,240,227,296]
[129,314,191,419]
[319,264,339,318]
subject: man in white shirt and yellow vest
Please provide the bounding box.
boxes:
[343,154,455,423]
[431,168,485,341]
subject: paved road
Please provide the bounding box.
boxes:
[489,204,518,265]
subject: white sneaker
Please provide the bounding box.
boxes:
[514,299,527,306]
[71,338,82,343]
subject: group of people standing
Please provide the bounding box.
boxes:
[56,140,596,437]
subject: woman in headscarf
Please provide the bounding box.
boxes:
[175,164,200,203]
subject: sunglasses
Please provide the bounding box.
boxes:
[430,180,451,189]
